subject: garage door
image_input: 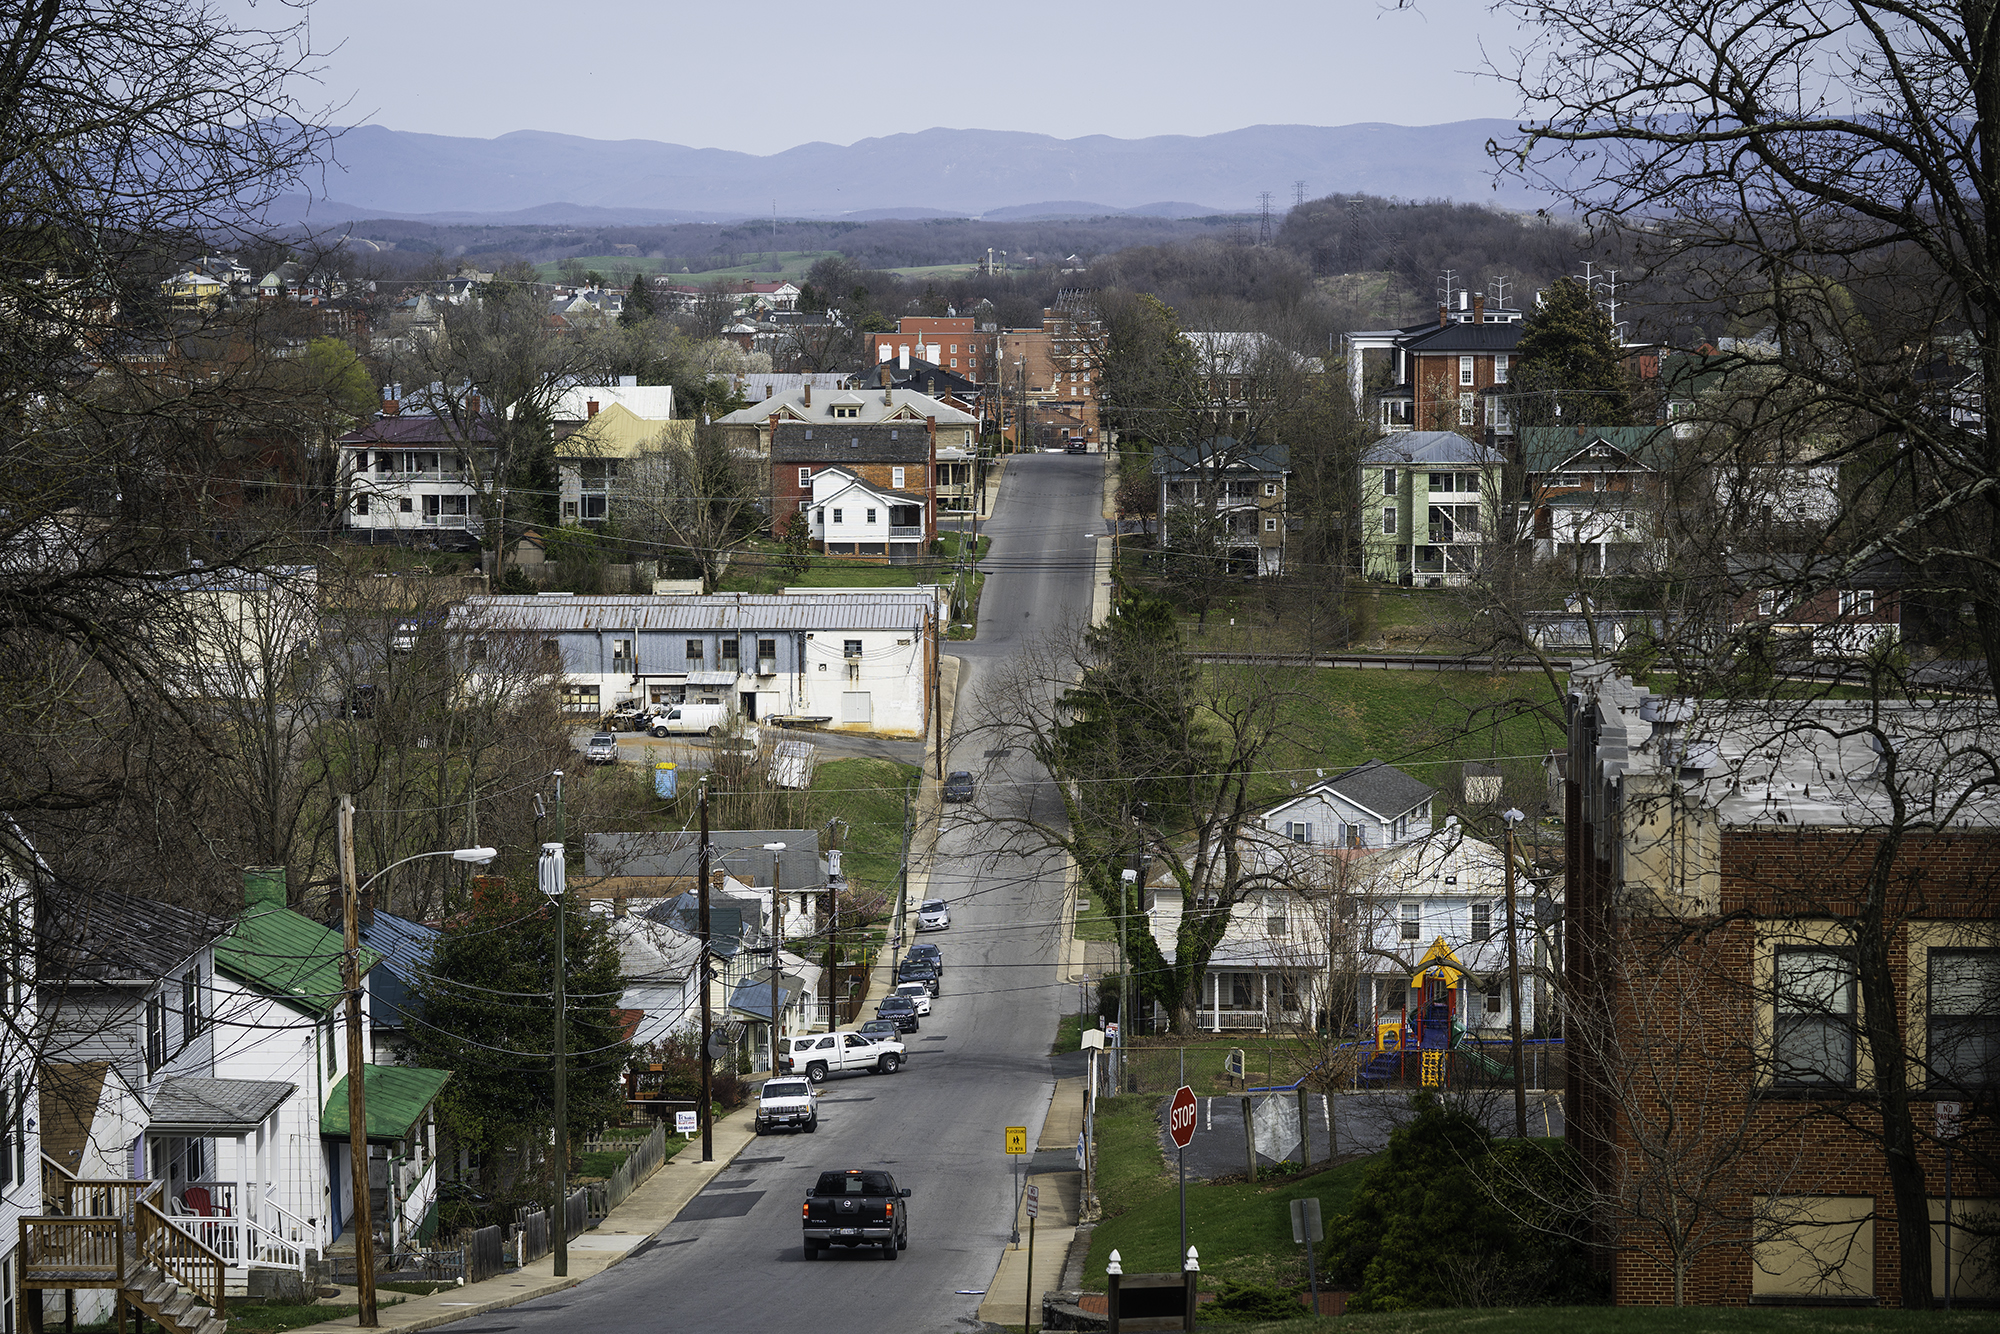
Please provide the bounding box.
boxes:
[841,692,872,724]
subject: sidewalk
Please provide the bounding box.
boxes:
[287,1108,764,1334]
[977,1077,1087,1330]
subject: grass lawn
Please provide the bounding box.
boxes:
[805,757,919,894]
[209,1297,401,1332]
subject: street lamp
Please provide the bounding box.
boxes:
[335,794,493,1328]
[1500,808,1528,1139]
[764,844,787,1075]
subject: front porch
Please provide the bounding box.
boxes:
[142,1078,314,1282]
[1200,969,1307,1033]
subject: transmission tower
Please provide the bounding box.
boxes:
[1293,180,1308,208]
[1257,192,1275,246]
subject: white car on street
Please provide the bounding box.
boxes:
[893,981,932,1016]
[917,898,950,931]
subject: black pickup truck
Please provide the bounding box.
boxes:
[802,1169,911,1260]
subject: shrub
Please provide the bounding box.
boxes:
[1207,1280,1300,1322]
[1325,1091,1604,1311]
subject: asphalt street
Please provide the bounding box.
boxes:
[438,454,1111,1334]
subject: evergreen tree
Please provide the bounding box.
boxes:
[620,271,657,327]
[1512,276,1631,428]
[409,876,630,1215]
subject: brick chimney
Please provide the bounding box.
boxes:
[586,399,599,418]
[880,366,893,405]
[1473,294,1486,323]
[803,382,811,408]
[1438,303,1449,328]
[468,391,481,417]
[380,395,400,417]
[765,383,774,399]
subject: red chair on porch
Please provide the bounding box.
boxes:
[182,1186,230,1255]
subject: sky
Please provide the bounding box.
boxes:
[302,0,1517,156]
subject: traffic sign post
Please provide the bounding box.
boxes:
[1006,1126,1028,1246]
[1291,1197,1323,1313]
[1023,1184,1040,1333]
[1168,1084,1197,1263]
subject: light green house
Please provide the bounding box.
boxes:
[1360,431,1508,586]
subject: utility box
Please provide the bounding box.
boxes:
[1106,1270,1195,1332]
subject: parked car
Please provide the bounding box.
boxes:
[897,960,940,995]
[1065,438,1087,454]
[857,1018,901,1041]
[916,899,950,931]
[802,1169,910,1260]
[754,1078,818,1135]
[942,771,975,802]
[585,732,620,764]
[875,994,921,1033]
[779,1030,907,1082]
[892,982,932,1016]
[906,940,943,972]
[340,683,378,719]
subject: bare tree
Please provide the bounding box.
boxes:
[620,425,766,592]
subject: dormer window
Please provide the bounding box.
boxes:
[832,405,859,419]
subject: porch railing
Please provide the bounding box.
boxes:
[18,1214,125,1287]
[181,1181,312,1271]
[136,1197,226,1316]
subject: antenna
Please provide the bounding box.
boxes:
[1488,275,1512,309]
[1437,269,1460,310]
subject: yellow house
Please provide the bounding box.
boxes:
[551,384,692,525]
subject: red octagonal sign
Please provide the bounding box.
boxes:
[1167,1084,1198,1149]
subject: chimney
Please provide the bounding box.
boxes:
[881,367,893,405]
[586,399,599,419]
[1460,290,1471,313]
[243,866,286,912]
[926,375,935,397]
[468,391,481,417]
[765,383,774,399]
[1473,294,1486,323]
[380,395,399,417]
[1438,303,1449,328]
[803,382,811,407]
[899,345,910,371]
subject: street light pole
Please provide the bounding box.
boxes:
[335,796,493,1327]
[1501,808,1528,1139]
[539,842,569,1277]
[698,780,714,1161]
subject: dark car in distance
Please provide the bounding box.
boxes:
[907,941,943,973]
[876,995,920,1033]
[942,771,975,802]
[857,1018,901,1041]
[897,960,940,995]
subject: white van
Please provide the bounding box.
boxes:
[647,703,729,737]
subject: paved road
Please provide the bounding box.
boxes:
[442,454,1110,1334]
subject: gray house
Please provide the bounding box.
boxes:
[1258,759,1436,851]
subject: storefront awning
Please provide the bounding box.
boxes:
[321,1065,452,1143]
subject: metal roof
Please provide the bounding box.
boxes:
[320,1065,452,1142]
[447,594,928,634]
[218,904,379,1016]
[1362,432,1506,466]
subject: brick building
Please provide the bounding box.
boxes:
[872,317,998,383]
[770,421,937,558]
[998,302,1104,450]
[1564,664,2000,1307]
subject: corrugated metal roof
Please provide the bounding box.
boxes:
[447,594,927,634]
[359,911,437,1029]
[217,906,379,1016]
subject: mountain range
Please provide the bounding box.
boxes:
[281,121,1546,225]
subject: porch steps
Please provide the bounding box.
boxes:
[119,1262,227,1334]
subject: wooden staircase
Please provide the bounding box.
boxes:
[24,1158,227,1334]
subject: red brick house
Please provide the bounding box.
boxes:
[1726,554,1909,655]
[1564,665,2000,1307]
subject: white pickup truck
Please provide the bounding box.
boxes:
[754,1077,819,1135]
[779,1030,906,1083]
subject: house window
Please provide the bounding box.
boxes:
[559,683,600,713]
[832,508,843,524]
[865,508,877,524]
[1484,985,1504,1016]
[354,495,369,516]
[1758,590,1782,618]
[1383,507,1396,535]
[1266,904,1288,937]
[1264,482,1277,497]
[843,639,863,659]
[1928,949,2000,1091]
[1459,392,1475,425]
[1471,902,1491,942]
[1400,903,1421,941]
[145,995,166,1073]
[1773,947,1856,1086]
[719,639,739,663]
[892,467,905,489]
[612,638,632,671]
[685,639,704,663]
[1494,355,1510,384]
[1459,355,1475,386]
[1283,821,1313,843]
[399,497,414,513]
[1346,823,1364,849]
[323,1010,338,1077]
[799,467,812,487]
[1382,468,1397,493]
[1228,974,1256,1009]
[1264,517,1277,532]
[182,969,203,1041]
[757,637,777,663]
[832,405,859,419]
[1839,589,1875,617]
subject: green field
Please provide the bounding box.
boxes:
[535,250,841,286]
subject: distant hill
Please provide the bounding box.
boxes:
[291,122,1546,223]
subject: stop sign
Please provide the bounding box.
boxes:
[1167,1084,1198,1149]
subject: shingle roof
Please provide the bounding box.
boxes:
[772,422,932,465]
[1320,759,1436,821]
[217,905,377,1016]
[1152,437,1290,475]
[446,593,929,635]
[37,884,229,986]
[338,415,498,446]
[585,831,822,898]
[1402,323,1525,354]
[320,1065,451,1141]
[715,386,974,428]
[149,1077,295,1132]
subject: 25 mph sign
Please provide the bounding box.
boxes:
[1167,1084,1198,1150]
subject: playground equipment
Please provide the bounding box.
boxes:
[1357,938,1520,1088]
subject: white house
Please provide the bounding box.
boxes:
[0,827,42,1334]
[337,412,497,549]
[1258,759,1436,852]
[448,593,938,736]
[806,466,929,560]
[154,566,319,699]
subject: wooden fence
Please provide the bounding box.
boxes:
[466,1226,504,1285]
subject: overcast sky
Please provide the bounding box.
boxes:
[306,0,1517,155]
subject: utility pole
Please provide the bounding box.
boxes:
[1502,809,1529,1139]
[1119,868,1136,1094]
[539,842,569,1277]
[697,780,714,1161]
[336,795,378,1327]
[764,844,787,1074]
[823,820,842,1031]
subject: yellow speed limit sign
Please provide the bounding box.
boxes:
[1005,1125,1028,1155]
